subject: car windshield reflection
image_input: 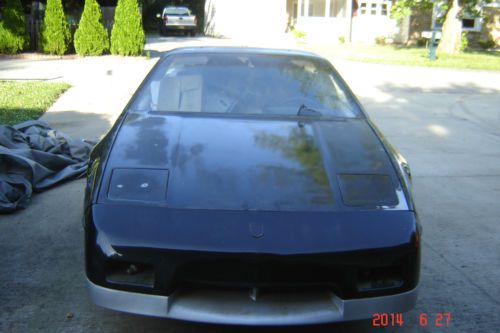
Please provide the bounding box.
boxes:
[132,52,361,119]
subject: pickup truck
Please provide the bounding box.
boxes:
[157,6,197,36]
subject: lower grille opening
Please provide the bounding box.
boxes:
[177,283,338,303]
[183,281,335,292]
[105,260,155,288]
[179,279,343,302]
[175,258,345,294]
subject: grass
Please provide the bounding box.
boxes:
[0,81,70,125]
[309,44,500,71]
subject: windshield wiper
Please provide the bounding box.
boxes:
[297,104,322,117]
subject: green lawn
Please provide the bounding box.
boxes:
[0,81,70,125]
[310,44,500,71]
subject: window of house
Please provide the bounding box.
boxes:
[309,0,326,16]
[330,0,346,17]
[360,3,367,15]
[461,16,481,31]
[462,18,475,28]
[359,1,391,16]
[460,7,483,31]
[381,3,388,15]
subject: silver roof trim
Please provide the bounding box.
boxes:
[164,46,321,59]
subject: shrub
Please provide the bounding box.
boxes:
[74,0,109,56]
[0,0,27,54]
[375,36,387,45]
[338,36,345,44]
[40,0,71,55]
[110,0,145,56]
[292,28,306,39]
[478,39,496,50]
[416,37,427,47]
[460,31,468,52]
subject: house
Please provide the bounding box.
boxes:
[457,2,500,47]
[204,0,410,43]
[289,0,409,43]
[477,2,500,47]
[408,1,500,47]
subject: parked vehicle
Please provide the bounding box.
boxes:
[84,47,421,325]
[156,6,197,36]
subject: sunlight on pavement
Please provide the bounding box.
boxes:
[428,124,450,137]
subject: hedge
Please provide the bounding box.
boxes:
[110,0,145,56]
[0,0,27,54]
[40,0,71,55]
[74,0,109,56]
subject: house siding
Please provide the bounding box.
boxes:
[408,5,499,48]
[204,0,408,43]
[205,0,288,38]
[474,6,500,47]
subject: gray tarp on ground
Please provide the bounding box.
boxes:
[0,120,93,213]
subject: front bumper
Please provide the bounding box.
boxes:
[87,279,418,325]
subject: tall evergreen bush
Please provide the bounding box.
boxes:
[110,0,145,56]
[74,0,109,56]
[40,0,71,55]
[0,0,27,54]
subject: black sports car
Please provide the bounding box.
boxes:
[84,47,421,325]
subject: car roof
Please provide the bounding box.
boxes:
[163,47,323,60]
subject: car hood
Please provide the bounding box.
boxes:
[98,113,404,211]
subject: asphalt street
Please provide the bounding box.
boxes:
[1,36,499,333]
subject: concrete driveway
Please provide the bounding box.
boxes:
[1,36,500,332]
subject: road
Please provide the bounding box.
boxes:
[1,36,500,332]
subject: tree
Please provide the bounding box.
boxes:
[74,0,109,56]
[0,0,27,54]
[110,0,145,56]
[436,0,463,54]
[392,0,491,54]
[41,0,72,55]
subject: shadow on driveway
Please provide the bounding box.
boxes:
[41,110,113,140]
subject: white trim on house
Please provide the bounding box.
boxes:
[484,0,500,8]
[293,0,407,43]
[461,15,482,32]
[295,0,353,41]
[358,0,392,16]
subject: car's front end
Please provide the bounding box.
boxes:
[84,48,421,325]
[85,206,419,325]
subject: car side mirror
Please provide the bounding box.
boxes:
[156,13,161,19]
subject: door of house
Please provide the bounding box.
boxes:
[351,0,397,43]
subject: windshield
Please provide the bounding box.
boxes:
[164,7,190,16]
[132,52,361,118]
